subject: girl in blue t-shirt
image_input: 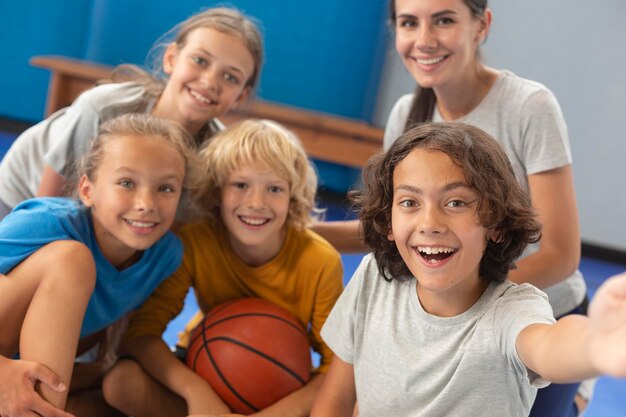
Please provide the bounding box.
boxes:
[0,113,199,416]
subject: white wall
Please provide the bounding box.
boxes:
[373,1,626,252]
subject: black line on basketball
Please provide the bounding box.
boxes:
[199,336,308,385]
[187,312,306,349]
[194,336,261,412]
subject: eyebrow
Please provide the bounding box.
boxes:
[395,181,473,194]
[396,9,458,20]
[113,167,184,183]
[199,48,246,77]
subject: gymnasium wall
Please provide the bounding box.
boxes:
[0,1,388,123]
[374,1,626,254]
[0,0,388,192]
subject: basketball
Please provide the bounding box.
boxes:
[185,298,312,414]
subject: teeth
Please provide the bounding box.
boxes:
[126,219,156,228]
[417,246,454,255]
[189,89,214,104]
[241,216,267,226]
[417,56,444,65]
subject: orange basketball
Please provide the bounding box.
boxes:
[185,298,311,414]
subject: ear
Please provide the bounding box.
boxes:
[477,8,493,43]
[78,175,95,207]
[163,42,179,75]
[387,229,395,242]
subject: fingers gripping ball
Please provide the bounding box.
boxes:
[186,298,312,413]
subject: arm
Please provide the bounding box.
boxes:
[250,373,325,417]
[121,336,230,414]
[311,219,367,253]
[0,355,74,417]
[36,165,67,197]
[508,165,581,288]
[517,271,626,383]
[310,356,356,417]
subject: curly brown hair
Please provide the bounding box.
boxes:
[351,122,541,282]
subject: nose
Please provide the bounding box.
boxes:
[135,188,156,212]
[200,67,220,91]
[246,187,265,210]
[418,204,446,234]
[415,23,437,51]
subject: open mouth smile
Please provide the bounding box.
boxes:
[188,88,216,105]
[417,245,456,264]
[239,215,270,227]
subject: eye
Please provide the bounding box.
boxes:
[192,55,207,66]
[223,72,241,85]
[268,185,284,193]
[435,16,455,25]
[232,181,247,189]
[118,179,134,189]
[446,200,466,208]
[397,17,417,29]
[159,184,177,193]
[399,199,418,208]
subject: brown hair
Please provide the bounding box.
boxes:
[351,122,541,282]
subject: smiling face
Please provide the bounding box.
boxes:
[394,0,490,92]
[388,147,495,316]
[155,27,255,134]
[79,134,185,269]
[219,164,291,266]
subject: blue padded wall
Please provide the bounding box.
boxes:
[0,0,388,192]
[0,0,93,121]
[1,0,388,123]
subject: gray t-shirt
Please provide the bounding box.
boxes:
[322,254,555,417]
[382,70,585,317]
[0,81,222,211]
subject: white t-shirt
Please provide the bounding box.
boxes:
[383,70,586,316]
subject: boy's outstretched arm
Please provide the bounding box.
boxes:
[310,356,357,417]
[0,355,74,417]
[517,271,626,383]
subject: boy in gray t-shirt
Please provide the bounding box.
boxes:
[311,123,626,417]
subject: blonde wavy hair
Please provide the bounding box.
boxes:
[194,119,321,230]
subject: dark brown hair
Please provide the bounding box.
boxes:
[351,122,541,282]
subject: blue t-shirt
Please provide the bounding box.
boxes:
[0,197,183,337]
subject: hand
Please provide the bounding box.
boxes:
[587,271,626,377]
[0,356,74,417]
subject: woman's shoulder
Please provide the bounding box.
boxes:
[497,70,558,103]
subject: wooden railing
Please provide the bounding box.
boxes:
[30,55,383,168]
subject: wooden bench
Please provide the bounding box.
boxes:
[30,55,383,168]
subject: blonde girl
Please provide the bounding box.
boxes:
[0,113,199,416]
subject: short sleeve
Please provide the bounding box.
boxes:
[383,94,413,151]
[320,255,373,364]
[521,89,572,175]
[493,283,556,387]
[0,199,79,274]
